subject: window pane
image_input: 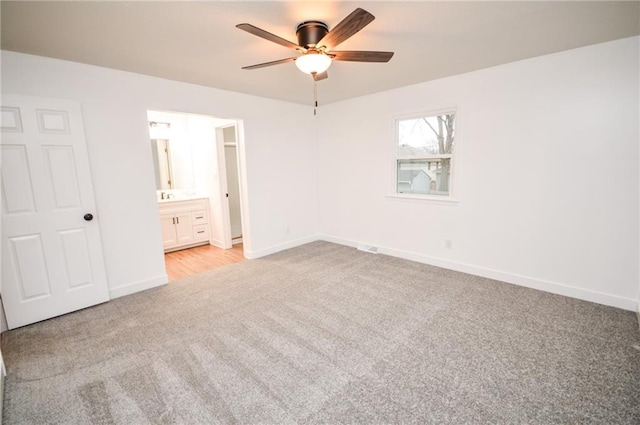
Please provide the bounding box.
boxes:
[398,114,455,156]
[397,158,451,196]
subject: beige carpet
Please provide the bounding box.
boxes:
[2,241,639,424]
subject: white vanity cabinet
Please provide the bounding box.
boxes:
[158,198,210,252]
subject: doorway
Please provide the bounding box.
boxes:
[146,110,248,280]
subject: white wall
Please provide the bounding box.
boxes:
[317,37,640,310]
[1,51,320,297]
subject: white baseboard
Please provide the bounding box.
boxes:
[320,235,637,312]
[321,235,360,248]
[244,234,320,259]
[0,348,4,425]
[108,275,168,299]
[164,241,209,253]
[637,300,640,331]
[103,236,640,315]
[210,238,230,249]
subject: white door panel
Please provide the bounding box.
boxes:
[160,214,177,248]
[59,228,94,289]
[7,234,51,300]
[175,213,193,245]
[1,145,36,214]
[44,145,82,209]
[1,94,109,329]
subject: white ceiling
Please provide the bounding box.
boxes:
[2,1,638,106]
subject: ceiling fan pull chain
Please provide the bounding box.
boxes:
[313,79,318,116]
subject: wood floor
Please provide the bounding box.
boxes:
[164,243,245,281]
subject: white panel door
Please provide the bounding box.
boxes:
[1,94,109,329]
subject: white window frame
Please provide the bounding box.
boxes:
[389,108,459,203]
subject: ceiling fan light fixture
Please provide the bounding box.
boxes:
[295,52,332,75]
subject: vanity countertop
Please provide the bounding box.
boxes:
[157,196,207,204]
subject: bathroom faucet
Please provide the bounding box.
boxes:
[160,192,166,200]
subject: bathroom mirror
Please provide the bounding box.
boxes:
[150,139,173,190]
[150,137,195,192]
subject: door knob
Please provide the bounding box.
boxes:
[83,213,94,221]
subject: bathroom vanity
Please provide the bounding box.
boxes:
[158,198,210,252]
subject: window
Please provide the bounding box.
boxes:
[395,111,456,197]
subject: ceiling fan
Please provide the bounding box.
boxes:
[236,8,394,82]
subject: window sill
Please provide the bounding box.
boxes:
[386,193,460,204]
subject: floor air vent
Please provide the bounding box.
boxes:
[357,244,378,254]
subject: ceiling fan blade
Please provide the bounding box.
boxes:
[236,23,301,50]
[242,57,296,70]
[317,8,375,51]
[331,51,394,62]
[312,71,328,81]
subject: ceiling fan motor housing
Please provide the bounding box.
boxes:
[296,21,329,48]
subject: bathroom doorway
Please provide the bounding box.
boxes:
[147,110,248,280]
